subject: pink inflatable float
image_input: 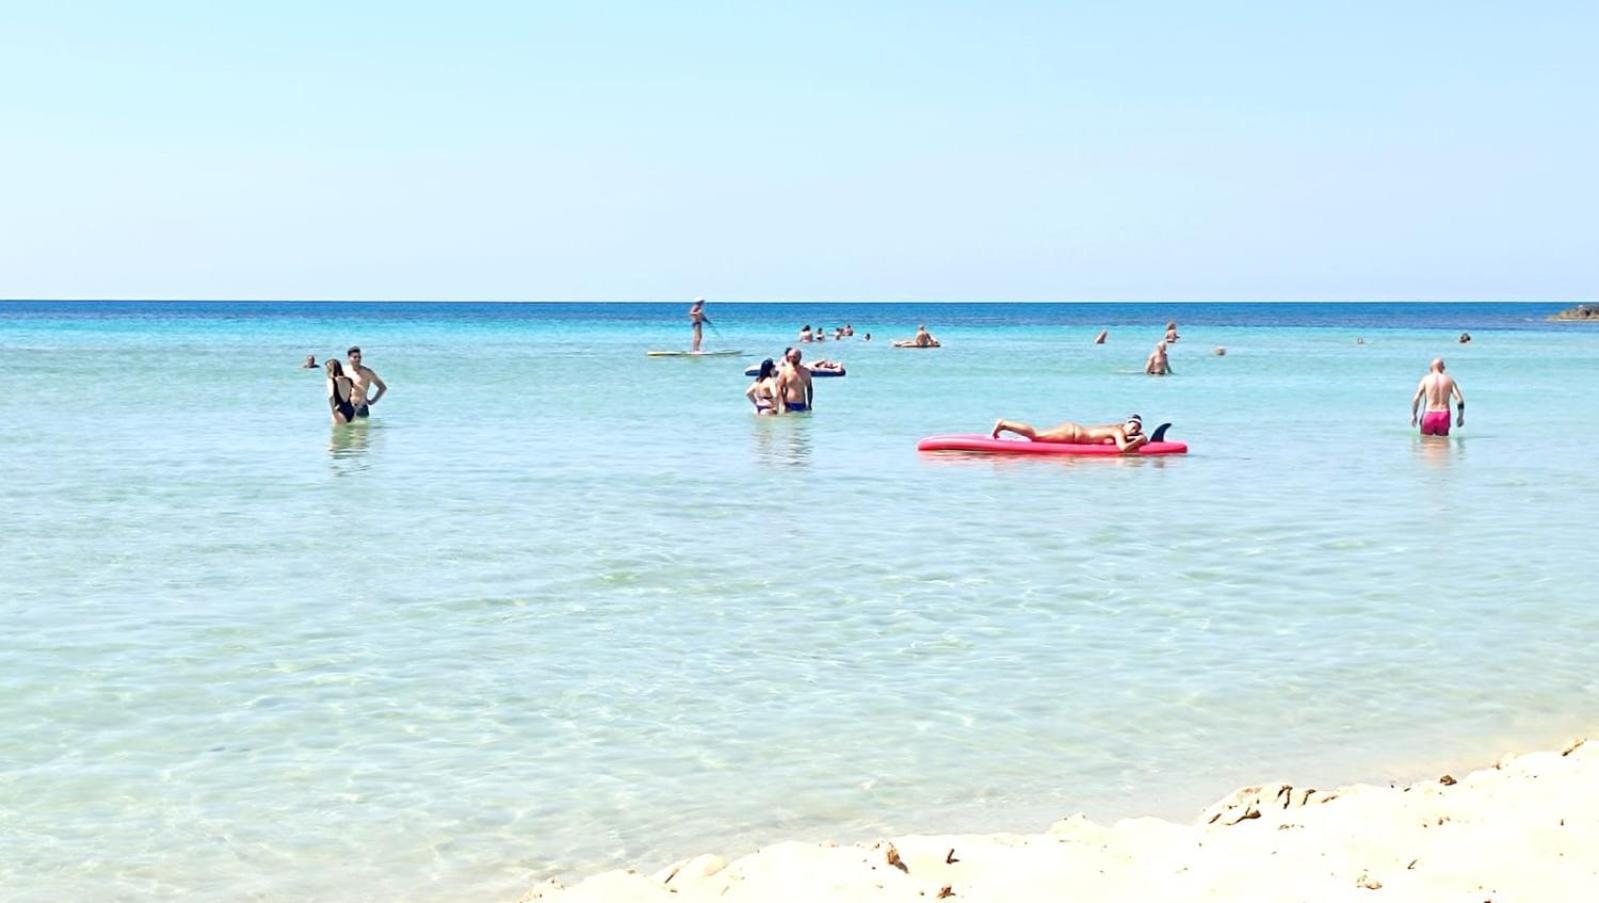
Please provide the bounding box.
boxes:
[916,434,1188,456]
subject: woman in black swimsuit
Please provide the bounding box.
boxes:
[326,359,356,424]
[745,358,778,414]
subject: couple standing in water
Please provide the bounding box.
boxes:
[325,347,387,425]
[746,347,814,414]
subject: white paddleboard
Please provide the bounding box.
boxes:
[646,350,744,357]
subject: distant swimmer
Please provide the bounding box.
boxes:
[990,414,1150,453]
[345,346,387,418]
[799,325,813,343]
[893,324,940,348]
[326,360,357,425]
[776,347,814,413]
[1357,337,1366,345]
[1165,321,1180,343]
[1145,341,1173,375]
[1459,332,1472,344]
[689,298,707,352]
[746,358,779,414]
[1411,358,1465,436]
[1094,329,1108,345]
[833,326,845,340]
[1214,346,1226,356]
[302,354,318,369]
[863,333,871,341]
[844,324,855,336]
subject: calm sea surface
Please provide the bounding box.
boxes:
[4,301,1598,901]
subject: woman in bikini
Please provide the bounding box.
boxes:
[990,414,1153,453]
[745,359,779,415]
[327,359,357,424]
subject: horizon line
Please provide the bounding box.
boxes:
[0,298,1583,305]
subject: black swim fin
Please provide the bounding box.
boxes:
[1150,422,1172,442]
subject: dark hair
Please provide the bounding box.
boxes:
[347,346,361,356]
[802,325,811,330]
[326,359,345,378]
[757,358,776,380]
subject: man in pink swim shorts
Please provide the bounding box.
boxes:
[1410,358,1465,436]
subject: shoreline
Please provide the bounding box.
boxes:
[526,736,1598,901]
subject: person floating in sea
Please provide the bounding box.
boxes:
[776,347,814,412]
[1411,357,1465,436]
[799,325,813,343]
[1145,341,1173,375]
[990,414,1154,453]
[689,298,707,352]
[1357,337,1366,345]
[893,324,940,347]
[1165,321,1180,343]
[863,333,871,341]
[843,324,855,336]
[1459,332,1472,344]
[326,359,357,425]
[345,346,387,418]
[302,354,318,368]
[745,359,778,414]
[1094,329,1108,344]
[1214,346,1226,356]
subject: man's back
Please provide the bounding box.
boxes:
[1420,372,1456,409]
[1412,359,1463,436]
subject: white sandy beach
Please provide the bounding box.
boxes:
[526,737,1598,902]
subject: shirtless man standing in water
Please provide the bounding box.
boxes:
[1411,357,1465,436]
[345,346,388,418]
[991,415,1149,453]
[776,347,814,413]
[1145,341,1173,375]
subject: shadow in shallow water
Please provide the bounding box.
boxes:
[328,419,378,475]
[1413,433,1467,469]
[751,415,813,467]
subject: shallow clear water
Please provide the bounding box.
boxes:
[4,301,1598,901]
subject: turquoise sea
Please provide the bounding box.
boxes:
[4,301,1598,901]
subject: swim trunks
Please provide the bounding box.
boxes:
[1420,410,1451,436]
[785,402,809,412]
[354,404,371,419]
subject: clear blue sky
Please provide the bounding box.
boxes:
[2,1,1594,300]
